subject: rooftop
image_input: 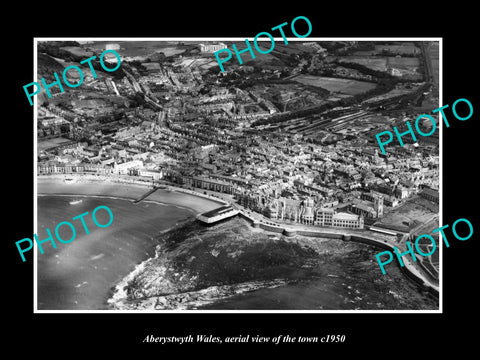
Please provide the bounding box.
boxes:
[200,205,236,218]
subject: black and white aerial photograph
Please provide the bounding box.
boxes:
[6,5,479,355]
[35,39,440,311]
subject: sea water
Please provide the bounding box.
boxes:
[37,195,193,310]
[38,196,439,311]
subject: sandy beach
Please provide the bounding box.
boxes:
[36,175,439,311]
[37,174,224,214]
[36,174,224,310]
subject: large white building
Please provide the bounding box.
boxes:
[199,43,227,53]
[106,43,121,50]
[114,159,143,174]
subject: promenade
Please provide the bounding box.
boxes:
[193,188,439,295]
[38,174,439,295]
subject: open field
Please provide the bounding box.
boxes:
[258,42,317,55]
[387,56,420,68]
[38,137,73,152]
[375,43,420,54]
[59,46,94,58]
[292,75,376,95]
[353,42,420,56]
[340,56,388,71]
[363,83,422,103]
[339,55,420,78]
[387,57,421,79]
[374,196,438,233]
[156,47,185,57]
[86,41,188,58]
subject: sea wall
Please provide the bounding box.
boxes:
[239,213,439,295]
[168,186,228,206]
[37,175,224,214]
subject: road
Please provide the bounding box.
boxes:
[172,184,439,293]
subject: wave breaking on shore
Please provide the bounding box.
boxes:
[109,272,288,310]
[106,217,325,310]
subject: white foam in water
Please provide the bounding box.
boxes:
[90,253,104,261]
[110,278,288,310]
[107,258,151,306]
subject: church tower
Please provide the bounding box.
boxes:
[374,197,384,218]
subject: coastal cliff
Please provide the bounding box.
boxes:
[108,217,439,310]
[109,218,324,309]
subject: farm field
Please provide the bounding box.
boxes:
[157,47,186,57]
[59,46,94,58]
[338,55,421,80]
[375,43,420,54]
[387,57,421,79]
[38,137,73,152]
[257,42,317,55]
[292,75,376,95]
[353,42,420,56]
[85,41,188,58]
[387,56,420,68]
[340,56,388,71]
[363,84,421,103]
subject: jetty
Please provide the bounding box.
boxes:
[133,186,163,204]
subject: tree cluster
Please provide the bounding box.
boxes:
[38,41,83,62]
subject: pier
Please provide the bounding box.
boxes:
[133,186,162,204]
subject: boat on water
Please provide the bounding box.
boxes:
[69,199,83,205]
[64,177,76,184]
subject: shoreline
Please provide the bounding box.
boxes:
[106,216,196,309]
[107,215,438,311]
[237,213,439,295]
[37,174,439,304]
[37,174,225,214]
[37,186,201,310]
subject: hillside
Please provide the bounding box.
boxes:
[37,53,65,80]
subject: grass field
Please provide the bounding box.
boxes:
[157,47,186,57]
[353,43,420,56]
[375,43,420,54]
[374,196,438,233]
[363,83,421,103]
[86,41,187,57]
[60,46,94,58]
[339,55,420,76]
[255,42,316,55]
[38,137,73,152]
[292,75,376,95]
[340,56,388,71]
[387,56,420,69]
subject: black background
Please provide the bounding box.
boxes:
[5,3,478,355]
